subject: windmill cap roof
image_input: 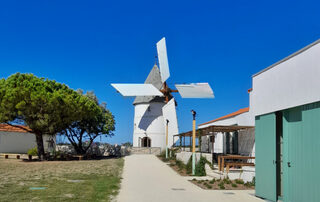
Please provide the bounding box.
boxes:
[133,64,165,105]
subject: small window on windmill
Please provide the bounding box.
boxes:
[147,106,151,112]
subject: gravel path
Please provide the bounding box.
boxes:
[117,155,264,202]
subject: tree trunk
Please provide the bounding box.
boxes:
[35,134,45,160]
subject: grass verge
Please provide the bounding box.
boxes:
[0,158,124,202]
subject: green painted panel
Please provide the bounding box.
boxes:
[283,103,320,202]
[255,113,277,201]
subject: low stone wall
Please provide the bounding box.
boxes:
[131,147,161,155]
[56,144,131,157]
[176,151,213,164]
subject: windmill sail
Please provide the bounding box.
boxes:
[111,83,163,97]
[157,37,170,83]
[175,83,214,98]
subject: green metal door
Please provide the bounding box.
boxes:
[255,113,277,201]
[283,103,320,202]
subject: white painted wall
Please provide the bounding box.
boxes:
[199,109,255,157]
[0,132,55,154]
[133,102,169,149]
[252,40,320,116]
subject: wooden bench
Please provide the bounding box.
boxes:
[226,162,255,173]
[73,155,84,160]
[218,155,255,172]
[0,153,21,159]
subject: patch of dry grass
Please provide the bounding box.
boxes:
[0,157,124,201]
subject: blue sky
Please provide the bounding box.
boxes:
[1,0,320,144]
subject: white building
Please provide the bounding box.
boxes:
[0,124,55,154]
[198,90,255,157]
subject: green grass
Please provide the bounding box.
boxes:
[0,158,124,202]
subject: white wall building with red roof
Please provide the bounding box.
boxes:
[198,90,255,157]
[0,124,55,154]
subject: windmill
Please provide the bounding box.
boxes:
[111,37,214,152]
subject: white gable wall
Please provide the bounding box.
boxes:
[199,110,255,156]
[252,40,320,116]
[0,132,55,154]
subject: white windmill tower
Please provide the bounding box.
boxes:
[111,37,214,151]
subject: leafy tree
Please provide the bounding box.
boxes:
[0,73,81,159]
[60,91,115,155]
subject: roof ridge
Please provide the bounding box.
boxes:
[0,124,31,133]
[199,107,249,126]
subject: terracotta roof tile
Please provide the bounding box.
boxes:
[0,124,31,133]
[199,107,249,126]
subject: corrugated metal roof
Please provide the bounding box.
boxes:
[199,107,250,126]
[0,124,31,133]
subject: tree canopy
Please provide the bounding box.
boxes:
[61,91,115,155]
[0,73,115,159]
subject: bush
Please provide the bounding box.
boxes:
[223,177,231,184]
[218,182,225,189]
[232,183,238,188]
[252,177,255,186]
[159,150,166,159]
[206,184,212,189]
[194,156,207,176]
[186,156,192,174]
[209,179,215,184]
[27,147,37,156]
[235,179,244,184]
[175,159,185,170]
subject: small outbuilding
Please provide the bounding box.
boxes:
[0,124,55,154]
[198,106,255,158]
[252,39,320,202]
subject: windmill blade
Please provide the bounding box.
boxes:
[111,84,164,97]
[156,37,170,83]
[175,83,214,98]
[162,98,179,148]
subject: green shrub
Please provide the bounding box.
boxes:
[175,159,185,170]
[209,179,215,184]
[159,150,166,158]
[186,156,192,174]
[27,147,37,156]
[194,156,207,176]
[218,182,225,189]
[235,179,244,184]
[223,177,231,184]
[206,184,212,189]
[169,148,177,160]
[232,183,238,188]
[192,178,196,181]
[252,177,255,186]
[244,182,251,187]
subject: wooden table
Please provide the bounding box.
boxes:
[218,155,255,172]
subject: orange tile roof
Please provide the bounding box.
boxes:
[199,107,250,126]
[0,124,31,133]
